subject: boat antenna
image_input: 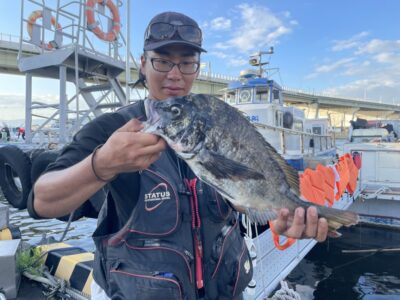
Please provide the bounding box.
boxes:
[249,47,274,77]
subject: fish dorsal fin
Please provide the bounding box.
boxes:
[272,148,300,195]
[199,151,265,181]
[259,136,301,195]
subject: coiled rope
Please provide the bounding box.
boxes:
[268,281,301,300]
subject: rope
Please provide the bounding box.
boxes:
[268,281,301,300]
[23,271,89,300]
[59,209,75,242]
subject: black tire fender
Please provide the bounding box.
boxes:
[27,148,46,165]
[0,145,32,209]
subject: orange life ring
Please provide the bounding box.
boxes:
[86,0,120,41]
[27,10,62,50]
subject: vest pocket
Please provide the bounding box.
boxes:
[109,260,186,300]
[210,222,253,297]
[129,169,182,236]
[206,187,232,222]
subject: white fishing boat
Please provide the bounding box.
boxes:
[342,118,400,229]
[223,50,336,171]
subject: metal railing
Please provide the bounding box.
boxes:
[255,122,335,156]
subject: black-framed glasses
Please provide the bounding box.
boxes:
[148,57,200,75]
[145,22,202,45]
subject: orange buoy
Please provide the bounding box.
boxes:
[86,0,120,41]
[27,10,62,50]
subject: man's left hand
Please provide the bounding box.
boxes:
[271,206,329,242]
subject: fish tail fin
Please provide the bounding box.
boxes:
[316,205,359,237]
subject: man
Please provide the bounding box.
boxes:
[30,11,328,299]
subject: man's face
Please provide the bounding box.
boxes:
[141,45,200,101]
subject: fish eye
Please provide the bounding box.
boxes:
[170,105,181,117]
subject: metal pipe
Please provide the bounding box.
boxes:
[25,73,32,143]
[125,0,131,103]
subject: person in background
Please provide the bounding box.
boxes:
[3,126,10,142]
[30,11,329,300]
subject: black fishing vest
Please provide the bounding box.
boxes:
[92,101,253,300]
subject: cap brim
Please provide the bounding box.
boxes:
[144,40,207,53]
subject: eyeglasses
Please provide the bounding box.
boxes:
[148,57,200,75]
[145,22,202,45]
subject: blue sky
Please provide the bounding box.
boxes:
[0,0,399,121]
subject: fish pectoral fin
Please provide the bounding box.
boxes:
[200,151,265,181]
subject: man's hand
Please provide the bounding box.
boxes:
[93,119,167,179]
[271,206,329,242]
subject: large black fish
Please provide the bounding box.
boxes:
[143,94,359,235]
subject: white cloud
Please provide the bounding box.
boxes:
[306,36,400,103]
[306,58,354,79]
[0,92,67,121]
[208,51,247,68]
[210,17,231,31]
[355,39,400,55]
[332,31,369,52]
[211,4,296,54]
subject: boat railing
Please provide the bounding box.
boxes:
[254,122,335,155]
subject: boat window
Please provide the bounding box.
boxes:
[312,126,322,135]
[255,90,269,103]
[294,120,303,132]
[224,92,236,105]
[272,89,281,103]
[238,88,252,103]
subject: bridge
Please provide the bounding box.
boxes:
[1,33,399,124]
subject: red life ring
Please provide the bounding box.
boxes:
[27,10,62,50]
[86,0,120,42]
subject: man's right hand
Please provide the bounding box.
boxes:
[92,119,167,180]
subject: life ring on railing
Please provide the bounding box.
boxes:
[86,0,120,41]
[27,10,62,50]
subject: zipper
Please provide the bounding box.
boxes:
[186,178,204,291]
[110,263,183,300]
[124,239,194,283]
[211,220,238,278]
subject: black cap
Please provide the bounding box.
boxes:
[144,12,206,52]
